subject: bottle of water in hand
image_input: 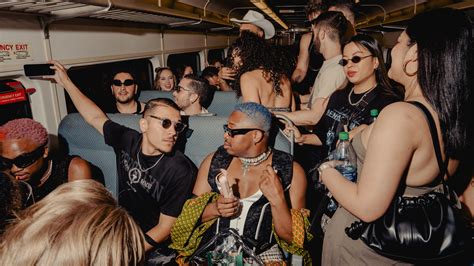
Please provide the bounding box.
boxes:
[333,131,357,182]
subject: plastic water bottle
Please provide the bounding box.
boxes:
[333,132,357,182]
[370,109,379,123]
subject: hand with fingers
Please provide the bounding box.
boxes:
[281,120,304,144]
[215,195,240,218]
[259,165,286,206]
[48,60,72,88]
[219,67,236,81]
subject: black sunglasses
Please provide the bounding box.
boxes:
[223,124,263,138]
[112,79,135,86]
[339,55,373,67]
[148,115,187,133]
[0,145,45,170]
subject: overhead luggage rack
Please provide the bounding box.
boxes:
[0,0,233,29]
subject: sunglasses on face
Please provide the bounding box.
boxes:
[339,55,373,67]
[112,79,135,87]
[0,145,45,171]
[148,115,187,133]
[223,124,263,138]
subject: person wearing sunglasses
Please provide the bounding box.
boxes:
[47,60,197,264]
[172,74,215,116]
[171,102,311,264]
[285,34,402,167]
[109,70,145,114]
[0,118,93,203]
[319,9,472,264]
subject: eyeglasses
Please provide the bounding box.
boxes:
[339,55,373,67]
[174,85,192,93]
[112,79,135,87]
[223,124,263,138]
[148,115,187,133]
[0,145,45,170]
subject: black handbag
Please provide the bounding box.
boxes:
[345,102,471,262]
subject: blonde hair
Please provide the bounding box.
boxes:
[0,180,144,266]
[154,67,176,91]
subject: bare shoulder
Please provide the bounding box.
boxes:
[68,156,92,181]
[378,102,426,126]
[241,70,261,80]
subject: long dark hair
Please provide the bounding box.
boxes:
[344,34,403,99]
[229,31,294,97]
[406,8,472,157]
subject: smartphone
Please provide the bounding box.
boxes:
[24,64,54,77]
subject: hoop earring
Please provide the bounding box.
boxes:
[403,60,417,77]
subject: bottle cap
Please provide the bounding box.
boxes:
[339,131,349,140]
[370,109,379,117]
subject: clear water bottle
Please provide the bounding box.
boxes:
[333,132,357,182]
[370,109,379,123]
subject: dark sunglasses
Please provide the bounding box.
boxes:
[148,115,187,133]
[0,145,45,170]
[339,55,373,67]
[223,124,263,138]
[112,79,135,86]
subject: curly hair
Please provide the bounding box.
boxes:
[0,118,48,147]
[229,31,295,97]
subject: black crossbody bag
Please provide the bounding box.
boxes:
[345,101,471,262]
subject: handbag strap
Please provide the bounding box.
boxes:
[408,102,449,190]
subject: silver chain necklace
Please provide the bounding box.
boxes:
[136,147,164,172]
[348,84,377,106]
[239,148,272,176]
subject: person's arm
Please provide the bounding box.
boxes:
[259,163,306,243]
[279,97,328,126]
[145,213,176,251]
[320,103,419,222]
[193,153,240,223]
[291,33,311,84]
[67,157,93,181]
[50,61,108,135]
[240,73,260,103]
[218,78,232,91]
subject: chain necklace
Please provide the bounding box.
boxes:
[239,148,272,176]
[38,160,53,187]
[348,84,377,106]
[137,147,164,172]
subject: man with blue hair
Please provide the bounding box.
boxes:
[170,102,311,264]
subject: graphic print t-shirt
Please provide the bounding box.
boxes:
[314,85,400,159]
[103,120,197,232]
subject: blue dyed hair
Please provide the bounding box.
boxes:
[234,102,272,133]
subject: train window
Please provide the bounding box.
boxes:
[66,59,153,114]
[167,52,200,80]
[0,79,33,125]
[207,49,225,66]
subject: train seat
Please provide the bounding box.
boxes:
[58,113,293,197]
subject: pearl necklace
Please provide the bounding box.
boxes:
[348,84,377,106]
[239,148,272,176]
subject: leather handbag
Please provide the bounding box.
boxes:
[345,102,471,262]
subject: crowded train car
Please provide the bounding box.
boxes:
[0,0,473,265]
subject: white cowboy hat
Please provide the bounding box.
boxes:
[230,10,275,39]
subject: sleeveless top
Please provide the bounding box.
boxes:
[202,146,293,254]
[322,133,434,265]
[109,100,143,114]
